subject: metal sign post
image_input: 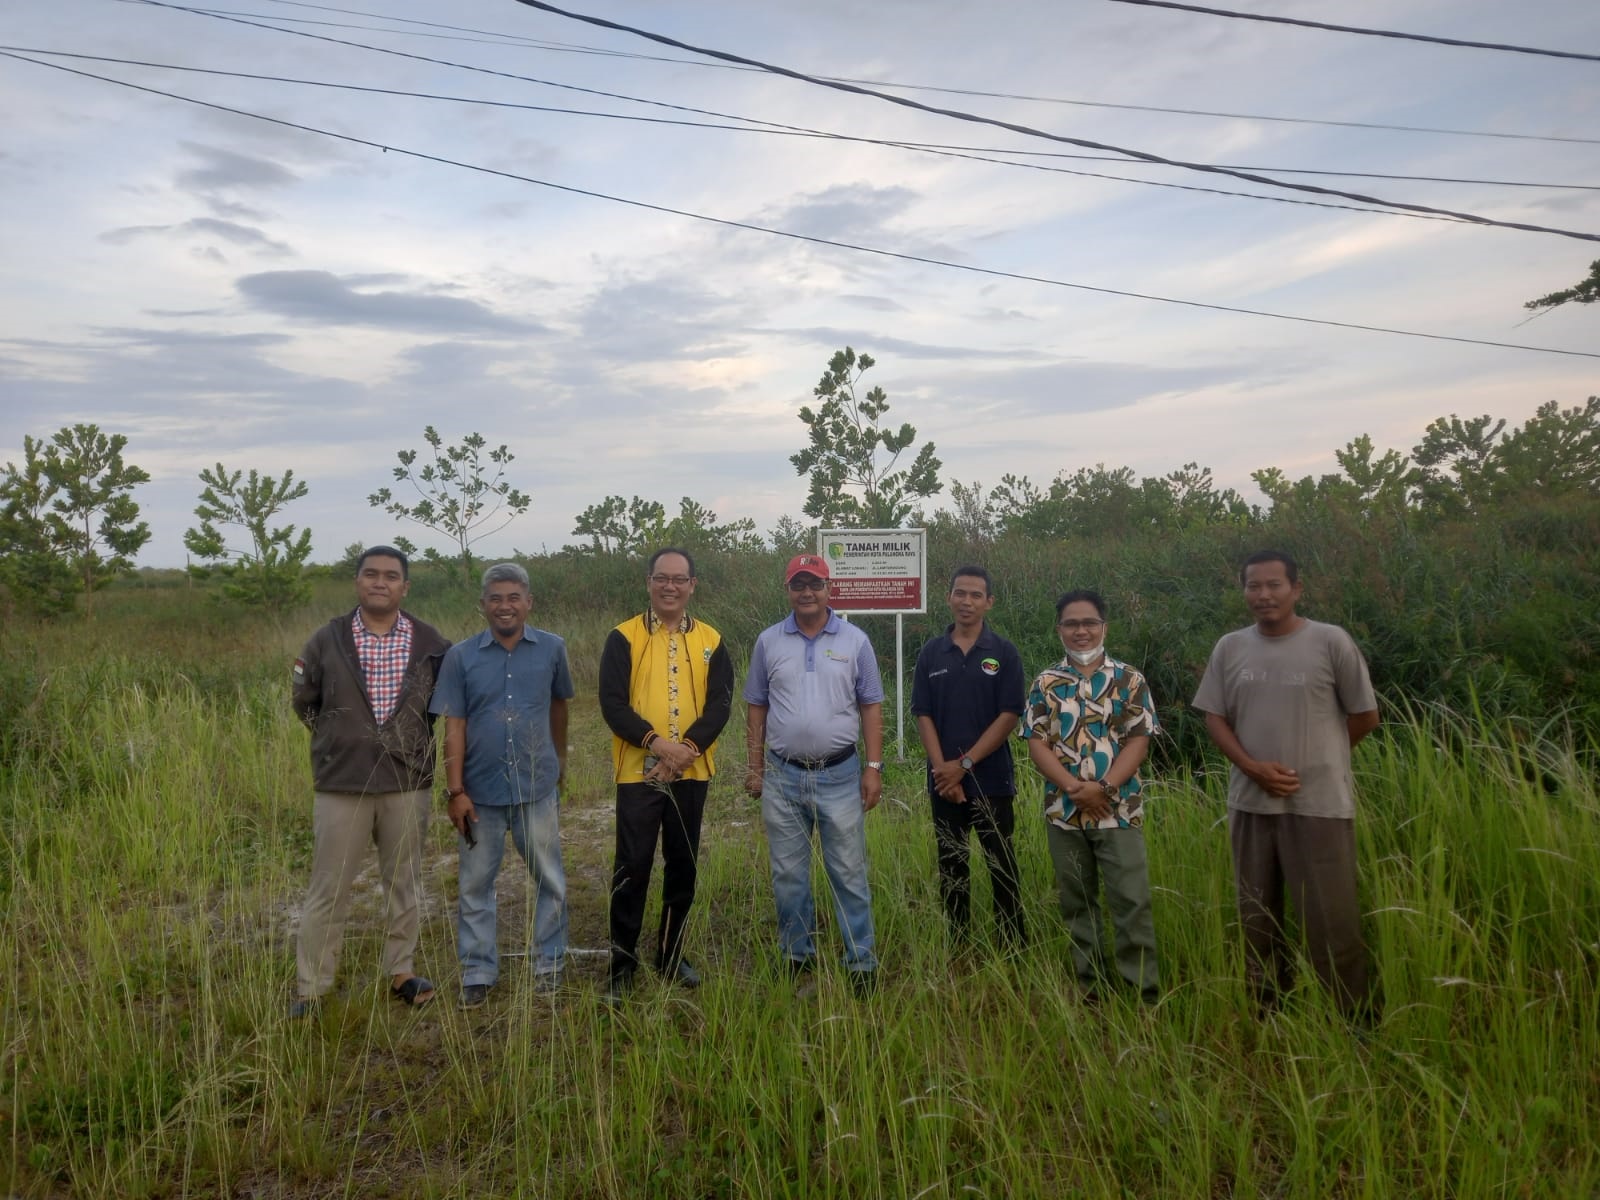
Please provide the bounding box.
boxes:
[816,528,926,761]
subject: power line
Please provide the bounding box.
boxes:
[0,46,1500,226]
[114,0,1600,241]
[502,0,1600,244]
[1102,0,1600,64]
[4,50,1595,363]
[123,0,1600,147]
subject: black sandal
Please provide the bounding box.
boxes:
[390,976,436,1007]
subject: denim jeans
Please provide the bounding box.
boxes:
[760,753,877,973]
[457,798,567,986]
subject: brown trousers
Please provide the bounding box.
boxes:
[296,788,430,999]
[1228,810,1372,1017]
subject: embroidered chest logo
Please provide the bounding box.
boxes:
[980,657,1000,676]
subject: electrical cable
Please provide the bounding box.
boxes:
[1101,0,1600,64]
[4,49,1595,362]
[116,0,1600,146]
[0,45,1508,226]
[502,0,1600,243]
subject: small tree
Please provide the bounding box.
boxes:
[790,347,942,526]
[13,424,152,617]
[183,463,314,611]
[368,427,530,583]
[0,435,78,618]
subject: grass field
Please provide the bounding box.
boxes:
[3,584,1598,1198]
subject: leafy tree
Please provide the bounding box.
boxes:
[183,464,314,611]
[767,515,813,557]
[3,424,152,617]
[368,427,530,584]
[0,436,77,618]
[1494,397,1600,495]
[790,347,942,526]
[1411,414,1508,515]
[568,495,762,556]
[1525,259,1600,312]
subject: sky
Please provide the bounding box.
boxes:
[2,0,1597,567]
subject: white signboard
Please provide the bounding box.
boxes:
[816,528,926,615]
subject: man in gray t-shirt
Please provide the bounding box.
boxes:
[1193,550,1379,1021]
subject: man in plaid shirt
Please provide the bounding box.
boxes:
[290,546,452,1017]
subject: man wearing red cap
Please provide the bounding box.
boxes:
[744,553,885,996]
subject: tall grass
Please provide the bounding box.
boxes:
[4,587,1598,1197]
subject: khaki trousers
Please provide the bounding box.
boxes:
[296,788,431,999]
[1228,810,1372,1016]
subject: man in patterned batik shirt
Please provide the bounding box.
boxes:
[598,547,734,1004]
[1022,588,1161,1004]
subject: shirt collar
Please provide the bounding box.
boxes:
[782,608,840,636]
[646,608,691,634]
[940,621,998,651]
[474,625,535,649]
[353,608,410,638]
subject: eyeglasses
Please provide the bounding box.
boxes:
[788,578,827,592]
[649,574,692,586]
[1057,618,1105,632]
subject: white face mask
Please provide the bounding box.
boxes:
[1067,644,1104,667]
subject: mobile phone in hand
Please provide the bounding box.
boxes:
[462,817,477,848]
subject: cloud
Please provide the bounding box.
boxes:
[175,142,298,192]
[100,217,293,256]
[235,271,543,335]
[837,294,908,312]
[764,326,1049,361]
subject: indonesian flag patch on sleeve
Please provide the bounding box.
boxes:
[293,658,306,681]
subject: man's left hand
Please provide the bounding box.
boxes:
[653,738,699,775]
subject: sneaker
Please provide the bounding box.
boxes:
[458,983,490,1009]
[532,971,564,996]
[660,960,702,989]
[848,970,878,999]
[287,996,320,1020]
[787,958,817,1000]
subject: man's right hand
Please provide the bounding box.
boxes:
[448,791,478,837]
[744,766,764,799]
[930,758,967,802]
[1246,760,1300,797]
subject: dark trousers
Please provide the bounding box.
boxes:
[609,779,708,978]
[1228,810,1373,1017]
[930,791,1025,946]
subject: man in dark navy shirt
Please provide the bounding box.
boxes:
[911,565,1027,952]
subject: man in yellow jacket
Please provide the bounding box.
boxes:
[599,547,735,1002]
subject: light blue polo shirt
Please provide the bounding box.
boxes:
[430,626,575,806]
[744,610,883,760]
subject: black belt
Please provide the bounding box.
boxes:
[770,745,857,770]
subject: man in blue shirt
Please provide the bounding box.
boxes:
[911,565,1027,953]
[431,562,575,1008]
[744,553,885,996]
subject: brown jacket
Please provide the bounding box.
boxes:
[291,609,451,794]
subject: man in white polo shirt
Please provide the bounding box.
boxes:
[744,553,885,995]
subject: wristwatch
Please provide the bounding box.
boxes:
[960,755,975,771]
[447,786,466,799]
[865,761,884,771]
[1098,780,1116,798]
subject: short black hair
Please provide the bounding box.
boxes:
[948,564,993,595]
[357,544,409,580]
[1240,549,1298,585]
[1054,589,1106,622]
[648,546,696,579]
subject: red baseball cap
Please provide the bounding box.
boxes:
[784,553,830,583]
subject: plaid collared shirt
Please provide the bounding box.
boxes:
[353,609,413,724]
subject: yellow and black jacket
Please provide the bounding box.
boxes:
[598,610,735,783]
